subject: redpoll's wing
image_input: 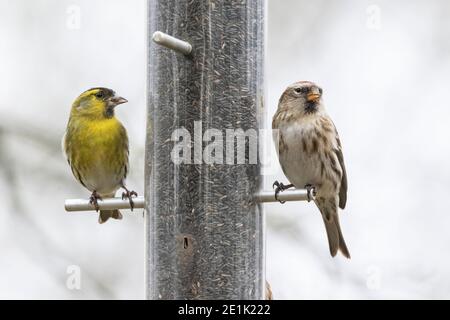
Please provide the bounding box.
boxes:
[335,135,347,209]
[323,116,348,209]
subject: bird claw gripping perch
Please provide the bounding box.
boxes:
[89,191,102,212]
[272,181,294,204]
[304,184,317,202]
[122,187,138,211]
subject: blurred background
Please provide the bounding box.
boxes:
[0,0,449,299]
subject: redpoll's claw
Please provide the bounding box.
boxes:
[89,190,102,212]
[272,181,294,204]
[122,186,138,211]
[304,184,316,202]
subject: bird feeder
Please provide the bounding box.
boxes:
[146,0,266,299]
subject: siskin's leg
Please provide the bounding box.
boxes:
[121,186,138,211]
[89,190,102,212]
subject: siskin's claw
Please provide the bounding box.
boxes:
[121,187,138,211]
[89,191,102,212]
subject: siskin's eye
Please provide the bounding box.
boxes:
[294,87,305,94]
[95,91,104,99]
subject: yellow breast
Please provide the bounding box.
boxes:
[65,117,129,194]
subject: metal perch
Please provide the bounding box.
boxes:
[64,189,311,212]
[256,189,314,203]
[65,196,145,212]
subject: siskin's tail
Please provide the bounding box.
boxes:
[317,198,351,259]
[98,210,123,224]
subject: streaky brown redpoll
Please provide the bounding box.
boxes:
[272,81,350,258]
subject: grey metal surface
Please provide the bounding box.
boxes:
[146,0,265,299]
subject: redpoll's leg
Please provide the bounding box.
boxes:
[272,181,294,204]
[121,186,138,211]
[304,184,317,202]
[89,190,102,212]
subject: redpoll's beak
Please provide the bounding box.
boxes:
[109,96,128,107]
[306,92,321,103]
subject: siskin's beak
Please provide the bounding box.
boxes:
[306,91,321,103]
[109,96,128,107]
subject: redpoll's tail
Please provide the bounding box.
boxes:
[98,209,123,224]
[322,214,350,258]
[317,199,351,259]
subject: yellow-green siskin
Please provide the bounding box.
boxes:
[63,87,137,224]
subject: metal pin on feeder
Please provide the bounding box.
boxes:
[152,31,192,55]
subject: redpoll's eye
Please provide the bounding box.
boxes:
[319,88,323,95]
[294,87,305,94]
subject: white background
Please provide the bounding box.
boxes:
[0,0,449,299]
